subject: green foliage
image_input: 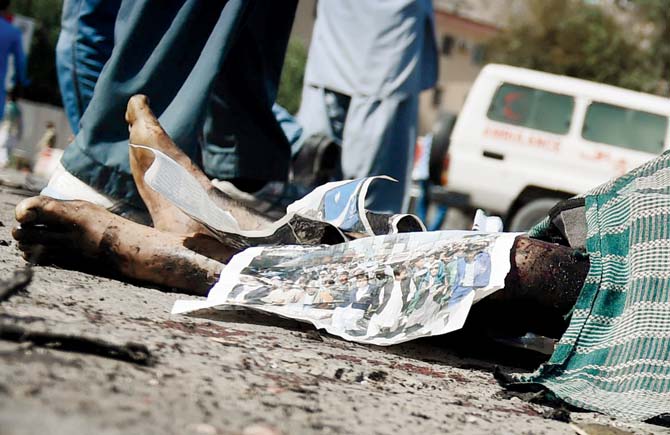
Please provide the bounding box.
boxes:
[12,0,64,106]
[487,0,662,95]
[276,38,307,115]
[625,0,670,95]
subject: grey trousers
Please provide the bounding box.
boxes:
[298,85,419,214]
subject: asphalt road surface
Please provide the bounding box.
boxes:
[0,173,660,435]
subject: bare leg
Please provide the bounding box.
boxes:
[11,94,346,294]
[505,236,586,314]
[14,195,588,309]
[126,94,271,234]
[13,196,234,295]
[13,94,591,302]
[470,236,589,338]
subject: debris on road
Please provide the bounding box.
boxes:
[0,323,153,366]
[0,266,32,302]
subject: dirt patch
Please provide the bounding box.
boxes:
[159,320,251,340]
[389,362,445,378]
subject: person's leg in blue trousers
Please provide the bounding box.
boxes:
[60,0,296,208]
[427,203,448,231]
[56,0,121,133]
[272,104,304,158]
[201,1,296,187]
[415,179,430,223]
[341,94,419,214]
[56,0,302,158]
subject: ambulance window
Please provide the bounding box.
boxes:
[487,83,574,134]
[582,103,667,154]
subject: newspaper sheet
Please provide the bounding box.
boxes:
[173,231,518,345]
[134,145,424,249]
[136,143,519,345]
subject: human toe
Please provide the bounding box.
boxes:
[125,94,152,126]
[14,196,47,224]
[13,225,73,246]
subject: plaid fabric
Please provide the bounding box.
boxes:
[517,151,670,421]
[527,216,550,239]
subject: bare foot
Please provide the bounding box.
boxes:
[14,196,235,295]
[126,95,210,235]
[126,95,271,234]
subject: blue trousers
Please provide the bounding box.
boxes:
[59,0,296,207]
[56,0,121,133]
[415,179,448,231]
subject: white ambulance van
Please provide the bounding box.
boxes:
[444,64,670,230]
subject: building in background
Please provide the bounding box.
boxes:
[422,0,521,131]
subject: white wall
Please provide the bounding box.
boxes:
[14,99,72,163]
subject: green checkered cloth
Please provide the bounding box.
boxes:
[518,151,670,421]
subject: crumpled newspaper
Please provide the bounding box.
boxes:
[135,145,519,345]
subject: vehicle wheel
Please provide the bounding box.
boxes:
[508,198,562,232]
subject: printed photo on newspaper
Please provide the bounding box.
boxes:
[173,230,518,345]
